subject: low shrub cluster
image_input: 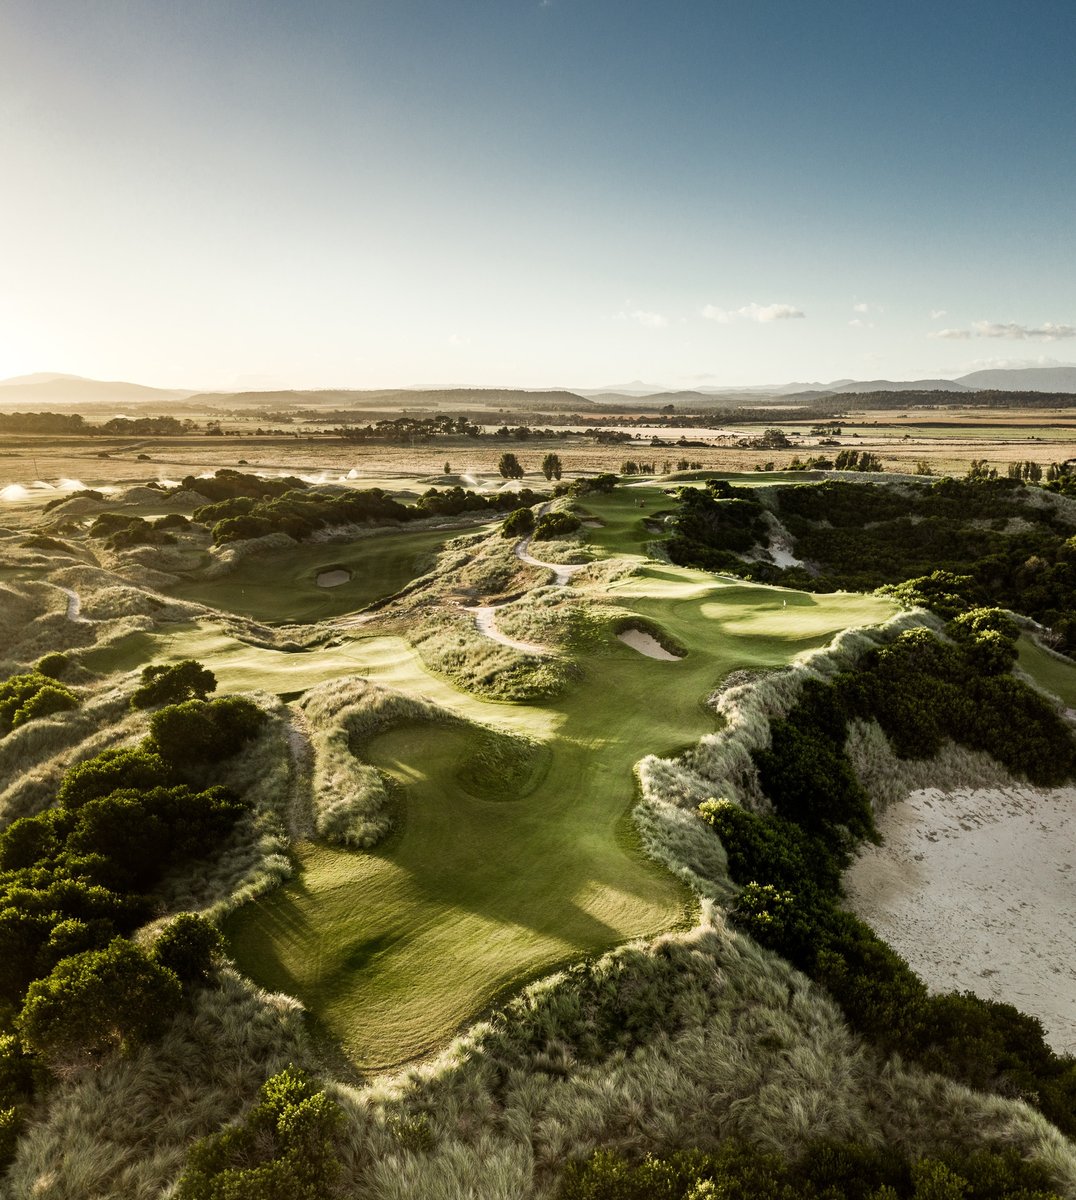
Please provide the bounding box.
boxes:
[533,510,582,540]
[86,512,184,549]
[0,669,78,737]
[701,620,1076,1138]
[0,684,264,1164]
[131,659,218,709]
[559,1140,1063,1200]
[666,482,771,571]
[176,1066,344,1199]
[193,481,551,545]
[501,507,536,537]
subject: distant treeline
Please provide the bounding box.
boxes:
[823,389,1076,409]
[0,412,192,435]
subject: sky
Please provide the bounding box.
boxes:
[1,0,1074,391]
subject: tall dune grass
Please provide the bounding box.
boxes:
[299,677,452,847]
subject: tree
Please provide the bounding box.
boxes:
[541,452,562,481]
[17,938,182,1063]
[443,461,451,475]
[131,660,217,709]
[497,452,524,480]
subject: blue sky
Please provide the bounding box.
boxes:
[1,0,1074,388]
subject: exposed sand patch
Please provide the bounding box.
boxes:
[617,628,683,661]
[845,785,1076,1054]
[466,605,549,656]
[317,569,351,588]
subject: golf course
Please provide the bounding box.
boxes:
[215,484,895,1066]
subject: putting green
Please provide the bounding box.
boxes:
[226,557,895,1068]
[165,524,466,623]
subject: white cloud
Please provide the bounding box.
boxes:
[627,309,668,328]
[852,302,869,314]
[702,301,804,323]
[446,333,470,346]
[932,320,1076,342]
[960,355,1075,371]
[930,309,947,320]
[848,318,874,329]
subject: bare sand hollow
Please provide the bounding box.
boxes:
[845,786,1076,1054]
[617,628,682,661]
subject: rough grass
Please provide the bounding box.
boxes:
[299,677,453,847]
[409,608,574,701]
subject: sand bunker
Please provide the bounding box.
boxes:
[846,786,1076,1054]
[617,628,682,661]
[317,569,351,588]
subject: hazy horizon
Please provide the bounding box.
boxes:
[2,1,1074,391]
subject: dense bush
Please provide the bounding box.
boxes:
[152,913,224,987]
[501,507,536,537]
[16,938,182,1063]
[57,745,176,808]
[533,510,582,540]
[131,659,217,708]
[0,671,78,736]
[667,487,768,566]
[176,1066,344,1200]
[558,1139,1063,1200]
[148,696,266,764]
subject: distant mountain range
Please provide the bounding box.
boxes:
[4,367,1076,410]
[0,373,192,405]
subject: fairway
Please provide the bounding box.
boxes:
[166,524,465,623]
[226,550,895,1068]
[1017,634,1076,708]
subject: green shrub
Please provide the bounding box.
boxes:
[153,913,224,987]
[0,672,78,736]
[533,510,582,540]
[57,745,177,809]
[16,938,182,1063]
[131,659,218,709]
[148,696,266,765]
[34,652,70,680]
[501,507,535,537]
[558,1140,1063,1200]
[176,1066,344,1200]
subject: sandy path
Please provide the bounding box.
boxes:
[58,585,91,625]
[845,785,1076,1054]
[465,605,550,656]
[283,707,316,840]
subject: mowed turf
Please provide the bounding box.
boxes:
[1017,634,1076,708]
[165,524,465,623]
[225,543,895,1068]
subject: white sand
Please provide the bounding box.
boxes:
[845,786,1076,1054]
[617,629,682,661]
[316,569,351,588]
